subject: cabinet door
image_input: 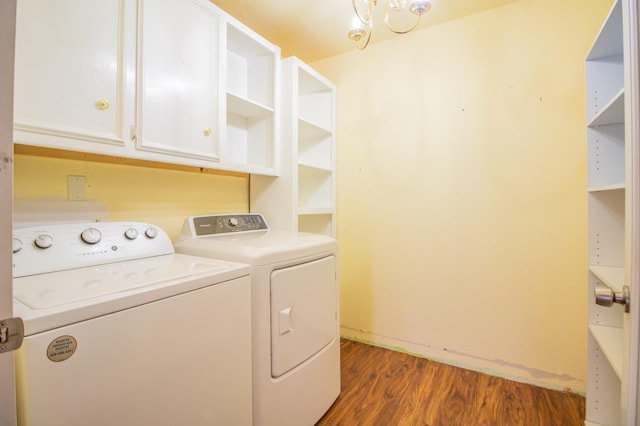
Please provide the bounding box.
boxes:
[137,0,220,161]
[14,0,134,149]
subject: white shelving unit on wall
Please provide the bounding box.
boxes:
[584,0,640,423]
[222,17,280,175]
[251,56,336,237]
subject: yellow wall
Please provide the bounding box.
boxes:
[13,147,248,239]
[311,0,612,392]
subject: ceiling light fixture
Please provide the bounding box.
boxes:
[348,0,431,50]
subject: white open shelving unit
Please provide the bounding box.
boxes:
[251,56,336,237]
[584,0,636,423]
[223,21,279,175]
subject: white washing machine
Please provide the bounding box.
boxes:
[12,221,253,426]
[174,214,340,426]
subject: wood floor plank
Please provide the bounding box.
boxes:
[394,359,448,426]
[316,339,585,426]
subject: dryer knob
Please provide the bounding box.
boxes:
[80,227,102,245]
[34,234,54,249]
[145,227,158,239]
[12,237,23,253]
[228,217,239,227]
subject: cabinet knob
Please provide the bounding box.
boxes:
[595,285,630,313]
[95,99,110,110]
[203,128,212,137]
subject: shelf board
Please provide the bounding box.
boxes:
[298,161,332,174]
[298,117,332,139]
[589,265,624,292]
[589,324,623,379]
[227,22,274,58]
[587,88,624,127]
[298,207,334,215]
[228,162,277,176]
[298,65,334,94]
[588,183,625,192]
[586,0,622,60]
[227,92,273,118]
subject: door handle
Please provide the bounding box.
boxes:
[279,306,293,335]
[595,285,630,313]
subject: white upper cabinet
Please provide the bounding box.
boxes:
[137,0,221,162]
[14,0,136,150]
[13,0,280,175]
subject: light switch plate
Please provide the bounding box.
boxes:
[67,175,87,201]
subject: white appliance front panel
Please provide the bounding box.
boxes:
[15,276,253,426]
[270,255,336,377]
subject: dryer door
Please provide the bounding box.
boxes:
[270,255,337,378]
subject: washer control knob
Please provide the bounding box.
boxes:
[145,227,158,239]
[34,234,54,249]
[80,227,102,245]
[12,238,23,253]
[228,217,239,227]
[124,228,139,240]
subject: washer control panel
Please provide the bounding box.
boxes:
[12,222,174,278]
[189,214,268,237]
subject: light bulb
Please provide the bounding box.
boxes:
[408,0,431,15]
[352,16,364,30]
[348,15,368,43]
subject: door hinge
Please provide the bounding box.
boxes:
[0,317,24,354]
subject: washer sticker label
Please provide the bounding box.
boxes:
[47,335,77,362]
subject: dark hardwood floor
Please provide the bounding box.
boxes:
[316,339,585,426]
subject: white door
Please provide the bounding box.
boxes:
[0,1,16,425]
[623,0,640,424]
[270,256,337,378]
[588,0,640,423]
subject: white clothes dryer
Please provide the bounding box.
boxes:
[174,214,340,426]
[12,222,253,426]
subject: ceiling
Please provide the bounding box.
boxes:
[209,0,520,63]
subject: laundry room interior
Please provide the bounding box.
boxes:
[3,0,638,424]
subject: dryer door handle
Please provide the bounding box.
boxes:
[279,307,293,335]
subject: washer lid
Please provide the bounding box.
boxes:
[174,231,337,266]
[14,254,239,309]
[14,254,250,335]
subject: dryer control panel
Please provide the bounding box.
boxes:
[188,214,269,237]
